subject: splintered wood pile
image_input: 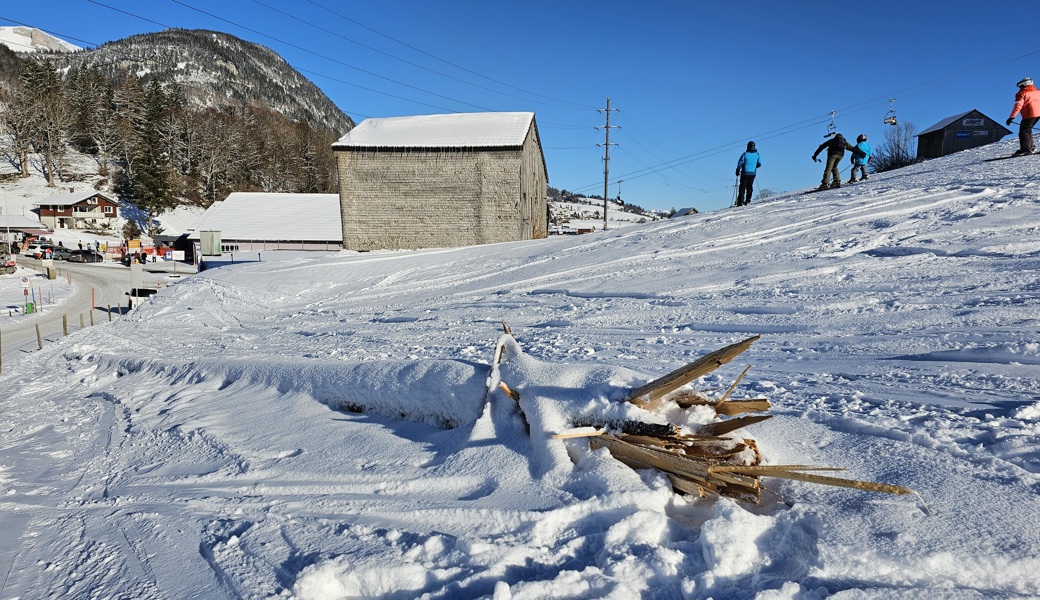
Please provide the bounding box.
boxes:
[552,334,920,505]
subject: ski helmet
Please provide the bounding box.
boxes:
[1017,77,1033,88]
[857,134,867,142]
[747,141,756,150]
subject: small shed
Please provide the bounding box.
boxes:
[916,109,1011,159]
[185,192,342,253]
[333,112,548,251]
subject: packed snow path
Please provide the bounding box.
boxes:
[1,140,1039,599]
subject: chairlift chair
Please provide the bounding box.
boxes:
[824,111,837,137]
[883,98,898,126]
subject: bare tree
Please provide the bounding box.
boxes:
[871,122,918,173]
[755,188,779,201]
[0,90,35,177]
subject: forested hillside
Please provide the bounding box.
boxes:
[0,30,350,236]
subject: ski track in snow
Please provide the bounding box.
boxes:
[1,141,1040,598]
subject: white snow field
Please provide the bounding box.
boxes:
[1,137,1039,600]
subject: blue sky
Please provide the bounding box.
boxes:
[2,1,1036,212]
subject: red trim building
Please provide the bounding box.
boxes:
[34,190,119,231]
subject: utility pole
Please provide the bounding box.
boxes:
[596,98,619,231]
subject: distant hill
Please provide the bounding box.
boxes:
[35,28,354,136]
[0,26,81,54]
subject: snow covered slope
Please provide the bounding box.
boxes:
[1,137,1038,599]
[0,26,80,53]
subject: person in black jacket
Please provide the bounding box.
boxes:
[812,133,855,190]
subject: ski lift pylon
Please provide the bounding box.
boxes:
[824,111,837,137]
[883,98,898,126]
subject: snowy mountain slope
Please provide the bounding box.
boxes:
[0,26,81,53]
[41,28,354,135]
[0,137,1038,599]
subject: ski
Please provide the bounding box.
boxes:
[984,152,1038,162]
[803,187,840,194]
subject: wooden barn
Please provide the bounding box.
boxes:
[916,109,1011,159]
[332,112,548,251]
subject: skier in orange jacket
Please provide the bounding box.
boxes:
[1006,77,1039,156]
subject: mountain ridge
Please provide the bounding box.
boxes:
[33,28,354,136]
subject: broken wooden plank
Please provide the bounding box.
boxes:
[716,465,915,495]
[698,414,773,437]
[670,391,711,408]
[713,399,771,416]
[551,427,605,439]
[498,381,520,401]
[719,364,752,402]
[591,436,713,484]
[626,335,761,406]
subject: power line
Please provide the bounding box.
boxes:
[300,0,593,112]
[245,0,587,112]
[168,0,501,112]
[0,16,102,49]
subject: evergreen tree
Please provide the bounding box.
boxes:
[131,78,176,233]
[20,59,73,186]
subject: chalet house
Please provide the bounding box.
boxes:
[332,112,548,251]
[916,109,1012,159]
[34,190,119,230]
[185,192,342,254]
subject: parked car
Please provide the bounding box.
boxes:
[23,243,49,258]
[51,246,73,260]
[67,250,104,263]
[126,287,158,309]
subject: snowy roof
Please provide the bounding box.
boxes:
[917,109,1009,136]
[185,193,341,241]
[0,215,46,229]
[333,112,536,149]
[33,190,116,207]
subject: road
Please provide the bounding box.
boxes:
[0,255,196,371]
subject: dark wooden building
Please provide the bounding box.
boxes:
[34,190,119,230]
[916,109,1011,159]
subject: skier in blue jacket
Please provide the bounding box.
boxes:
[734,141,761,206]
[848,134,871,183]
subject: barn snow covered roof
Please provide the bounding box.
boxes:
[917,110,976,136]
[186,193,341,241]
[333,112,536,149]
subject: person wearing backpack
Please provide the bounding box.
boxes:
[848,134,872,183]
[734,141,762,206]
[812,133,855,190]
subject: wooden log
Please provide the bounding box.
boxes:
[626,335,761,406]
